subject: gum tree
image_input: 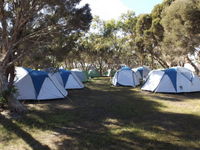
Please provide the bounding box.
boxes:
[0,0,92,112]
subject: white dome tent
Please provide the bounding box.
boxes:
[142,67,200,93]
[14,67,68,100]
[48,69,84,89]
[71,69,88,82]
[112,66,140,87]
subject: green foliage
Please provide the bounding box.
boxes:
[40,0,200,71]
[2,0,93,69]
[0,96,7,107]
[162,0,200,57]
[136,14,152,36]
[151,4,163,19]
[118,10,137,35]
[0,87,16,107]
[163,0,176,6]
[150,18,164,41]
[0,86,19,108]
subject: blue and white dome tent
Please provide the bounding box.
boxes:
[14,67,68,100]
[141,67,200,93]
[112,66,140,87]
[48,69,84,89]
[132,66,151,82]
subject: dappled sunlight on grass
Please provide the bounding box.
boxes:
[139,92,200,116]
[26,100,75,112]
[1,77,200,149]
[159,101,200,115]
[103,118,200,149]
[0,125,24,150]
[103,118,121,129]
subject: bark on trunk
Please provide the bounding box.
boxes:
[98,58,103,76]
[80,61,86,71]
[187,55,200,75]
[0,67,27,113]
[0,68,8,93]
[152,55,169,68]
[151,54,154,69]
[141,54,145,66]
[7,93,27,113]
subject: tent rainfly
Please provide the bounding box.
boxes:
[112,66,140,87]
[142,67,200,93]
[14,67,67,100]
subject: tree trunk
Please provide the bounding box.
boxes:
[186,55,200,75]
[0,67,8,94]
[148,52,153,69]
[80,61,85,71]
[0,67,27,113]
[64,59,68,68]
[151,55,154,69]
[141,54,145,66]
[152,54,169,68]
[98,59,103,76]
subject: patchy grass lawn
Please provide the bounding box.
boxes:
[1,77,200,150]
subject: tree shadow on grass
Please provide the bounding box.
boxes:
[181,92,200,99]
[141,90,200,102]
[149,95,183,101]
[53,124,198,150]
[2,78,200,150]
[0,115,51,150]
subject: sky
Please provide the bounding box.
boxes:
[79,0,163,20]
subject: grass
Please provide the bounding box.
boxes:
[1,77,200,150]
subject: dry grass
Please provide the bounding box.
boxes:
[1,77,200,150]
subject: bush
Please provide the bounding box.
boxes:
[0,95,8,108]
[0,87,17,108]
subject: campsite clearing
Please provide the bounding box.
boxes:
[1,77,200,150]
